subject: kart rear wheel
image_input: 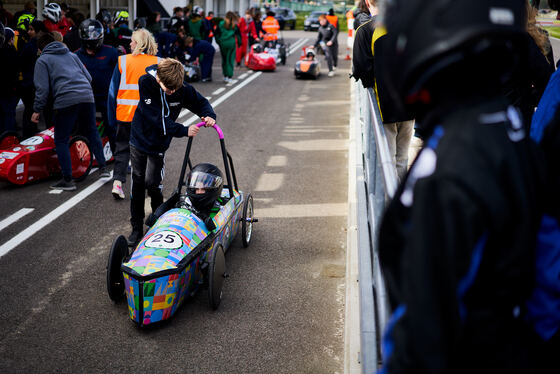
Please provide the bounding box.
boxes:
[69,136,92,182]
[107,235,129,302]
[208,245,226,310]
[0,131,19,149]
[242,194,254,248]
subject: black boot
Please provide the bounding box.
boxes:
[127,228,143,247]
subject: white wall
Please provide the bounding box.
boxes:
[159,0,189,17]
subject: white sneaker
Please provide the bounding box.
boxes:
[333,66,337,71]
[112,180,125,199]
[328,71,335,77]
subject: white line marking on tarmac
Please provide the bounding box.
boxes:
[226,79,238,87]
[0,176,112,258]
[0,208,34,233]
[205,96,212,100]
[212,87,226,95]
[238,73,248,80]
[48,189,64,194]
[288,38,309,55]
[255,173,284,191]
[266,155,287,167]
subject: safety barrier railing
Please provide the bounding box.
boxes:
[352,81,397,373]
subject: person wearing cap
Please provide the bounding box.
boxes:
[76,19,119,151]
[107,28,159,200]
[0,24,20,134]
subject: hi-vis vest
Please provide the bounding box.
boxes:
[326,15,338,29]
[262,16,279,41]
[116,54,160,122]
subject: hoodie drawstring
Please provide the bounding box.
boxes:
[160,88,170,136]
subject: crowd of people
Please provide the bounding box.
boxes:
[351,0,560,373]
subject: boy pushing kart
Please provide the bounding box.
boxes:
[128,58,216,246]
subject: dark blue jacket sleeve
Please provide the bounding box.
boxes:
[107,63,120,129]
[181,83,217,120]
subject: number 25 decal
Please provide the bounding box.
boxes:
[145,231,183,249]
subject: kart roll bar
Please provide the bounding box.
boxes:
[177,122,237,200]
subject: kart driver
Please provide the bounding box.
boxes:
[185,163,225,231]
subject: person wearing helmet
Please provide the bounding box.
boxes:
[186,163,225,230]
[134,17,146,31]
[252,43,262,54]
[377,1,547,373]
[188,6,207,42]
[96,8,117,48]
[304,47,316,60]
[126,58,216,246]
[76,19,119,152]
[112,10,132,54]
[43,3,70,36]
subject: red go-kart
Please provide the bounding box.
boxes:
[245,44,276,72]
[0,121,112,185]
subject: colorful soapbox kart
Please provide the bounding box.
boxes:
[106,123,257,326]
[294,46,321,79]
[245,44,277,71]
[0,120,112,185]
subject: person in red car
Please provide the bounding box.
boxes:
[42,3,70,37]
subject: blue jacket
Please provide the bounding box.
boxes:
[130,65,216,155]
[186,39,215,62]
[76,45,119,100]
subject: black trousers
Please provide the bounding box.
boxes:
[113,121,131,183]
[130,145,165,230]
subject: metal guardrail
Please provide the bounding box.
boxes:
[352,82,397,373]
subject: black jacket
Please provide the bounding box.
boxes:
[314,22,338,48]
[379,98,545,374]
[130,65,216,155]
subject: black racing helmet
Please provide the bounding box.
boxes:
[134,17,147,30]
[79,19,104,51]
[378,0,527,109]
[186,163,224,212]
[96,9,112,26]
[252,43,262,53]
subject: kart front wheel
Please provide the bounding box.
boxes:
[0,131,19,149]
[208,245,226,310]
[242,194,254,248]
[107,235,128,302]
[69,136,92,182]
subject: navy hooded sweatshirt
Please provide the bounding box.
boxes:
[130,64,216,156]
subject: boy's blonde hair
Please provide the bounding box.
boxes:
[157,58,185,91]
[131,29,158,56]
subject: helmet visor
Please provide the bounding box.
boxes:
[187,171,223,190]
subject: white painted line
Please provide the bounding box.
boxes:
[248,70,254,74]
[212,87,226,95]
[255,173,284,191]
[238,73,248,80]
[288,38,309,55]
[0,208,34,233]
[205,96,212,100]
[48,189,64,195]
[0,175,112,258]
[226,79,239,86]
[266,155,287,167]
